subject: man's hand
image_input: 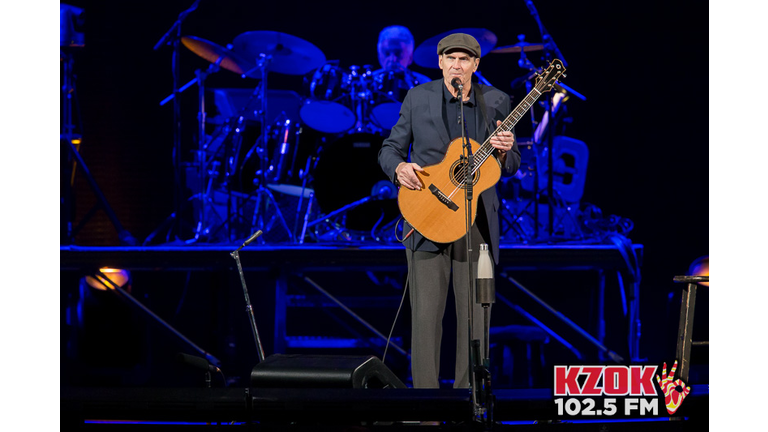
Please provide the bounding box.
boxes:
[656,360,691,415]
[396,162,424,190]
[490,120,515,162]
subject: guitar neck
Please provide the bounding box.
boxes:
[471,58,565,167]
[474,86,544,166]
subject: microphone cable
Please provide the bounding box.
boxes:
[382,217,415,364]
[392,216,415,243]
[382,249,411,365]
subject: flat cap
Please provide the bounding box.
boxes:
[437,33,481,57]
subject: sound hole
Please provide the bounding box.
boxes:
[449,159,480,188]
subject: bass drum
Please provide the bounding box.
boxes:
[312,132,399,232]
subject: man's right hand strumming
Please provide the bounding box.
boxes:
[396,162,424,191]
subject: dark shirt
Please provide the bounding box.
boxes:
[442,82,478,142]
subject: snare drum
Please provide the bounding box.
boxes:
[300,63,356,134]
[311,132,399,231]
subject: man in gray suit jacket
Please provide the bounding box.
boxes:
[378,33,521,388]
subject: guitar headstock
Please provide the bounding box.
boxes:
[535,59,566,92]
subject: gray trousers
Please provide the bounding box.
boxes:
[406,223,491,388]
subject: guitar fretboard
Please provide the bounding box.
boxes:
[472,87,543,169]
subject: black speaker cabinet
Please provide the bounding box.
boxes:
[251,354,406,389]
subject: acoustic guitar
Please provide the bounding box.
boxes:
[398,59,566,244]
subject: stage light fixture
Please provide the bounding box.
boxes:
[688,255,709,287]
[84,268,130,291]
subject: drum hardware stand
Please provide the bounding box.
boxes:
[211,88,262,242]
[203,115,289,245]
[349,65,375,132]
[293,154,317,244]
[525,0,569,239]
[515,45,544,240]
[156,58,228,244]
[264,114,299,184]
[152,0,201,242]
[298,192,316,244]
[499,198,537,243]
[189,61,225,244]
[523,85,585,242]
[60,48,137,246]
[238,54,293,243]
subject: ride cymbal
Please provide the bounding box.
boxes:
[231,31,326,76]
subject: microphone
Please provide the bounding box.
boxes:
[243,230,263,247]
[451,78,463,91]
[231,230,263,254]
[177,352,220,373]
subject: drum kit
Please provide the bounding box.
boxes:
[173,26,578,245]
[177,30,432,244]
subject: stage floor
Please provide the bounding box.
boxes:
[61,385,708,430]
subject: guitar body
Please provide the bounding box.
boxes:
[398,137,501,244]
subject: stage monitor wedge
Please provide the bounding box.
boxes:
[251,354,406,389]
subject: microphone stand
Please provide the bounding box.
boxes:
[153,0,201,241]
[455,80,481,420]
[230,231,266,362]
[517,49,542,239]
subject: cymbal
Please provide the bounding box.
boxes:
[231,31,326,76]
[181,36,259,78]
[413,28,498,69]
[491,41,545,54]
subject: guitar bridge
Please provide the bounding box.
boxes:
[428,184,459,212]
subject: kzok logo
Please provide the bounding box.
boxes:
[553,365,660,417]
[553,361,692,417]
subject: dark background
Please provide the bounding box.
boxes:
[60,0,708,387]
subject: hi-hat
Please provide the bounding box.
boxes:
[413,28,497,69]
[181,36,259,78]
[231,31,326,76]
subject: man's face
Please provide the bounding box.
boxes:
[378,39,413,70]
[438,50,479,88]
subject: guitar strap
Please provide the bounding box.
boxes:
[473,83,493,141]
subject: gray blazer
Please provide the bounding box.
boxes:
[378,79,521,263]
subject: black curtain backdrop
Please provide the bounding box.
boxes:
[62,0,708,366]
